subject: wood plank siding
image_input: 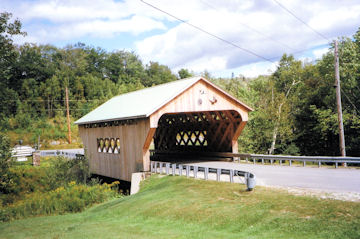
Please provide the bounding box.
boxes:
[79,118,150,181]
[149,80,249,128]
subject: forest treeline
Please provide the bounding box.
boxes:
[214,33,360,156]
[1,12,359,156]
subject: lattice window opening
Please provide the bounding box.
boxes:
[175,131,208,146]
[97,138,120,154]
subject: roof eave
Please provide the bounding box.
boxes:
[202,79,254,112]
[146,77,254,117]
[75,114,147,125]
[145,77,202,117]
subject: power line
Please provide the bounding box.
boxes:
[200,0,296,51]
[140,0,274,63]
[8,109,93,112]
[201,0,327,61]
[341,88,360,115]
[2,99,105,102]
[268,44,330,61]
[272,0,330,41]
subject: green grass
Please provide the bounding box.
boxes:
[0,175,359,239]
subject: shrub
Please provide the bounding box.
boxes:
[0,155,121,222]
[45,155,90,187]
[0,181,120,222]
[1,155,90,205]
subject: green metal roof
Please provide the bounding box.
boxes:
[75,77,201,125]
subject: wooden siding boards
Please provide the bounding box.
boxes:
[149,80,249,127]
[79,118,150,181]
[77,77,252,182]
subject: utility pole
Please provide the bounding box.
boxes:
[334,40,346,157]
[65,87,72,144]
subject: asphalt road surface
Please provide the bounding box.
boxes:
[40,148,84,154]
[184,161,360,193]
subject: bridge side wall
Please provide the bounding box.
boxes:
[79,118,150,182]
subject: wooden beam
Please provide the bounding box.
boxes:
[232,121,247,153]
[218,122,232,151]
[143,127,156,171]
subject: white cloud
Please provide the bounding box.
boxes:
[3,0,167,43]
[313,47,329,59]
[135,0,360,77]
[309,5,360,32]
[211,61,278,78]
[3,0,360,77]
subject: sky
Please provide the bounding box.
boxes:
[2,0,360,78]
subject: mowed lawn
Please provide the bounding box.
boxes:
[0,175,359,239]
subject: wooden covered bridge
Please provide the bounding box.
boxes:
[75,77,252,182]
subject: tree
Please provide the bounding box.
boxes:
[105,50,145,84]
[178,68,193,79]
[268,54,302,154]
[0,133,13,193]
[0,12,26,84]
[0,12,26,117]
[144,61,177,87]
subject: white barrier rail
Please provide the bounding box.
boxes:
[39,150,80,159]
[234,153,360,168]
[150,161,256,190]
[151,150,360,169]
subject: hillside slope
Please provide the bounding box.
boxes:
[0,176,359,239]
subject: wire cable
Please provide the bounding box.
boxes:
[272,0,330,41]
[140,0,274,63]
[200,0,296,51]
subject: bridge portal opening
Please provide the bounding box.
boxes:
[152,110,242,161]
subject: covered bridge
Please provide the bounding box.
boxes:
[75,77,252,182]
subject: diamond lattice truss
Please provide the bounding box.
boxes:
[154,110,242,152]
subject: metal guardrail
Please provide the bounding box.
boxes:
[150,150,360,169]
[150,161,256,190]
[233,153,360,168]
[11,146,35,159]
[39,150,81,159]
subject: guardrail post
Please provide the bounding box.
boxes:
[172,164,176,176]
[178,164,183,176]
[204,167,209,180]
[335,162,338,169]
[216,168,221,181]
[229,169,234,183]
[194,166,198,178]
[246,157,248,163]
[186,165,190,177]
[262,158,264,164]
[318,161,321,168]
[159,162,163,174]
[150,161,155,173]
[279,160,282,166]
[166,163,170,175]
[303,161,306,167]
[246,173,256,191]
[253,158,256,164]
[344,162,347,167]
[289,160,292,166]
[270,159,273,165]
[32,151,40,166]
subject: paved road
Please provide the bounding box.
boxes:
[40,148,84,154]
[184,161,360,193]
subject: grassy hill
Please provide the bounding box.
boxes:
[6,116,82,150]
[0,175,359,239]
